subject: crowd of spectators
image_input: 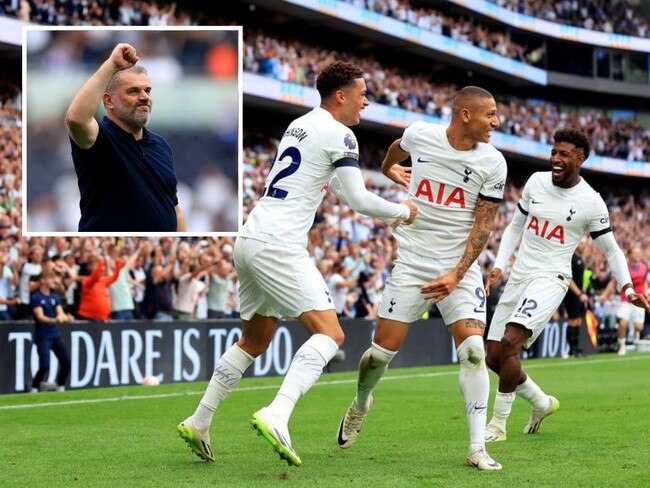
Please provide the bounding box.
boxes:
[0,86,22,242]
[0,0,196,26]
[244,30,650,161]
[0,236,241,321]
[341,0,540,65]
[490,0,650,38]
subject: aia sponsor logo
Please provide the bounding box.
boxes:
[527,216,565,243]
[415,179,466,208]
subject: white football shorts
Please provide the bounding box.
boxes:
[234,237,334,321]
[378,247,487,325]
[487,275,568,349]
[616,301,646,325]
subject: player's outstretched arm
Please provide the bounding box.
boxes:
[421,197,499,302]
[594,232,650,312]
[332,166,416,223]
[65,43,139,149]
[381,138,411,188]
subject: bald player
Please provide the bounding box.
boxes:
[337,86,506,470]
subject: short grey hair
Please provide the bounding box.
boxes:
[105,65,149,96]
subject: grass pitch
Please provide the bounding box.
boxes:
[1,354,648,487]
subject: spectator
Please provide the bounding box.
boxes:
[17,245,44,319]
[327,262,358,317]
[172,258,211,321]
[108,245,142,321]
[0,250,18,320]
[226,271,241,319]
[129,252,147,318]
[141,246,175,321]
[77,255,124,321]
[206,257,232,319]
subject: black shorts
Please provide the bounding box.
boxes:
[563,293,585,320]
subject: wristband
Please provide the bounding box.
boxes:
[624,287,635,299]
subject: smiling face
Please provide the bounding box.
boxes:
[338,78,369,126]
[550,141,584,188]
[105,70,152,131]
[466,96,499,144]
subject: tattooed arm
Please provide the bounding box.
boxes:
[420,197,499,302]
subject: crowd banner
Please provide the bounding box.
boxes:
[0,319,594,394]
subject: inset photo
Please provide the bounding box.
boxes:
[24,27,241,234]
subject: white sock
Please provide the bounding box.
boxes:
[267,333,338,424]
[457,335,489,453]
[516,376,548,410]
[355,342,397,412]
[193,344,254,430]
[491,391,516,431]
[618,338,626,348]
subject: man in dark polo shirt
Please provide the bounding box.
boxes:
[65,43,186,232]
[30,270,74,393]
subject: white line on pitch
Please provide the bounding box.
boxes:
[1,354,648,411]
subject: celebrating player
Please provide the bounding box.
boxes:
[177,61,416,466]
[65,43,185,232]
[483,129,650,443]
[337,86,506,470]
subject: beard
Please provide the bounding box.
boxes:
[113,100,151,130]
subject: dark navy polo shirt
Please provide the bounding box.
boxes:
[71,116,178,232]
[30,289,60,332]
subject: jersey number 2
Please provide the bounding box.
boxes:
[265,147,301,200]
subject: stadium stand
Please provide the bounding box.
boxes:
[243,28,650,161]
[489,0,650,37]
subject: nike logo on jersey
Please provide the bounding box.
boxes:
[416,157,434,163]
[531,199,543,204]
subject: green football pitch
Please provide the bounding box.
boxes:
[2,354,649,487]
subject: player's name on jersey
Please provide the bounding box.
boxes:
[283,127,309,142]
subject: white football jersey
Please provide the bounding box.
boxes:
[394,121,507,259]
[241,107,359,248]
[508,172,610,281]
